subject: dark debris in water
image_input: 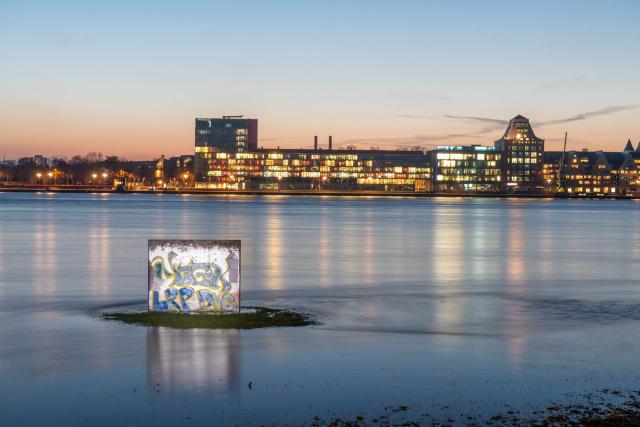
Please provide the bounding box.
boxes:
[308,388,640,426]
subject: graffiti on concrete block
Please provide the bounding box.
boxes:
[148,240,240,313]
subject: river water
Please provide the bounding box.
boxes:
[1,192,639,425]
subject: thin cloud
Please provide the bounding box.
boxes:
[443,114,509,127]
[443,105,640,129]
[539,104,640,126]
[359,104,639,150]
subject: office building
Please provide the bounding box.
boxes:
[429,145,502,192]
[195,116,258,179]
[494,115,544,192]
[196,147,431,192]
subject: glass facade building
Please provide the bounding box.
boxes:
[196,149,431,192]
[195,117,258,180]
[430,145,502,192]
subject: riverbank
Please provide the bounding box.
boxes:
[1,185,636,199]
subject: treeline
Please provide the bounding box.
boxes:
[0,152,155,185]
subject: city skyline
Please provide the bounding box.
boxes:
[2,0,639,160]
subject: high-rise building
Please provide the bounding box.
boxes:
[195,116,258,180]
[494,115,544,192]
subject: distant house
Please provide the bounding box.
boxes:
[543,139,640,196]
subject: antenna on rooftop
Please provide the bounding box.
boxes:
[556,132,568,194]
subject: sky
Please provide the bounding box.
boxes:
[1,0,639,160]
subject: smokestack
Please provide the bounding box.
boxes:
[329,135,333,151]
[314,136,318,151]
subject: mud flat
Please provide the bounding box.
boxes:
[102,307,315,329]
[312,388,640,426]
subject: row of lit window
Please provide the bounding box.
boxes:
[508,158,539,164]
[207,170,430,179]
[356,178,417,185]
[438,160,498,167]
[511,145,540,151]
[567,187,617,194]
[437,167,500,174]
[225,159,361,167]
[220,153,362,161]
[214,164,428,173]
[436,175,501,182]
[436,153,500,161]
[210,161,428,173]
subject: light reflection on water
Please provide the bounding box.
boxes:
[1,193,640,424]
[147,327,241,393]
[265,202,283,291]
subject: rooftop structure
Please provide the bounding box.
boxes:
[495,115,544,192]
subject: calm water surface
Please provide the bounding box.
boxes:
[1,192,640,425]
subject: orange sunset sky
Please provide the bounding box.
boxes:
[1,1,638,160]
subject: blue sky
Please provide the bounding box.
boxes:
[1,0,639,159]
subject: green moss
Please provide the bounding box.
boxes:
[102,307,315,330]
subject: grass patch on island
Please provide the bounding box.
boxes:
[102,307,315,330]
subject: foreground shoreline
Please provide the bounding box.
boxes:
[1,185,637,199]
[316,389,640,426]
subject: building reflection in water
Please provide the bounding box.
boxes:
[338,205,362,284]
[469,205,489,282]
[0,220,3,296]
[89,208,110,298]
[264,201,283,290]
[430,203,466,338]
[362,207,375,286]
[146,327,240,393]
[179,199,192,237]
[33,207,58,298]
[318,205,331,288]
[505,205,528,371]
[634,215,640,278]
[537,208,554,281]
[506,207,525,286]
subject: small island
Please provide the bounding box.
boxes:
[102,307,315,330]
